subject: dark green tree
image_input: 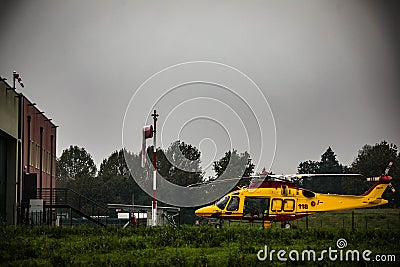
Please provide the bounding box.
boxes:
[298,147,345,194]
[212,149,254,187]
[98,149,130,177]
[55,146,99,210]
[318,147,343,174]
[297,160,319,174]
[97,149,151,206]
[144,141,205,224]
[350,141,400,206]
[153,140,203,187]
[56,145,97,181]
[351,141,399,177]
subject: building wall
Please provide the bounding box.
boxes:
[23,97,57,198]
[0,79,19,224]
[0,76,57,224]
[0,80,18,138]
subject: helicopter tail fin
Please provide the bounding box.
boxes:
[361,175,392,203]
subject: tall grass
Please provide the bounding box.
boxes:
[1,225,399,266]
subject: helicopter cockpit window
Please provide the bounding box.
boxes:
[216,195,230,210]
[226,196,239,211]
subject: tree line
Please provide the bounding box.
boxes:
[56,140,253,223]
[56,140,400,224]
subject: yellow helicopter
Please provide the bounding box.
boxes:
[195,163,396,228]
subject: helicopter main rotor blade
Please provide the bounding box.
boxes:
[286,173,361,179]
[188,173,361,187]
[187,176,252,187]
[384,161,393,176]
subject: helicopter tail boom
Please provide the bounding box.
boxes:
[361,175,392,201]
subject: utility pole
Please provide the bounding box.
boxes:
[151,110,159,226]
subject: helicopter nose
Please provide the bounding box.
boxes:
[195,206,215,217]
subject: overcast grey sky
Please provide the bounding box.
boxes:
[1,0,399,175]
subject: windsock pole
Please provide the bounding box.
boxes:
[151,110,159,226]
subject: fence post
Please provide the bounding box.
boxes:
[70,208,73,226]
[306,211,308,230]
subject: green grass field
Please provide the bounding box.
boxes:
[1,209,399,266]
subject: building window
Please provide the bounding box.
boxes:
[42,148,45,173]
[29,141,34,166]
[42,148,48,173]
[47,152,51,174]
[36,144,40,169]
[45,152,48,174]
[52,157,56,176]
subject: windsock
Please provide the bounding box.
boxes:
[13,71,24,88]
[141,125,153,168]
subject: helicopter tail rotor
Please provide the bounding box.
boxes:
[366,162,396,193]
[384,162,396,192]
[388,184,396,193]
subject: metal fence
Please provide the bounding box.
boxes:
[292,209,400,230]
[226,209,400,230]
[32,188,108,226]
